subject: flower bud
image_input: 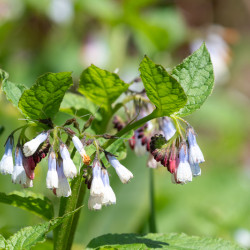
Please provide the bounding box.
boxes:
[23,132,48,157]
[101,169,116,206]
[60,143,77,179]
[0,136,14,175]
[176,142,192,184]
[72,135,90,165]
[187,127,205,164]
[56,160,71,197]
[46,151,58,189]
[88,195,103,210]
[90,160,105,197]
[12,146,27,185]
[107,155,133,184]
[23,156,35,180]
[161,117,176,140]
[190,163,201,177]
[168,144,177,174]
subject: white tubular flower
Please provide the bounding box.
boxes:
[176,142,192,184]
[107,155,133,184]
[90,160,105,197]
[12,146,27,185]
[88,195,103,211]
[0,136,14,175]
[46,151,58,189]
[190,163,201,177]
[187,127,205,164]
[56,160,71,197]
[162,117,176,140]
[60,143,77,179]
[72,135,90,165]
[101,169,116,206]
[23,132,48,157]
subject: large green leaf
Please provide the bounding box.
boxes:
[0,191,53,220]
[139,56,187,116]
[18,72,73,120]
[79,65,129,110]
[87,233,242,249]
[172,43,214,117]
[4,207,82,250]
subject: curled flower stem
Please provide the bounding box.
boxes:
[10,125,28,136]
[174,115,190,127]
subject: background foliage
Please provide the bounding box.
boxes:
[0,0,250,249]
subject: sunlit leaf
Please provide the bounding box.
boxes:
[79,65,129,110]
[139,56,187,116]
[172,43,214,117]
[18,72,73,120]
[5,207,82,250]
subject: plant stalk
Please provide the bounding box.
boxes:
[55,109,159,249]
[149,168,157,233]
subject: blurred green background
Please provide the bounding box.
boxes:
[0,0,250,249]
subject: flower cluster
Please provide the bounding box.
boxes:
[113,102,205,185]
[149,123,205,184]
[0,131,90,196]
[0,122,135,210]
[87,153,133,211]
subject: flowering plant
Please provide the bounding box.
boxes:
[0,43,219,249]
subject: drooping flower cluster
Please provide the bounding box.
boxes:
[0,130,91,196]
[87,153,133,211]
[113,101,205,185]
[150,124,205,184]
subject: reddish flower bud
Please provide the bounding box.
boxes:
[168,145,177,174]
[129,135,136,150]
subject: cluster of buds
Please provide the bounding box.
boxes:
[150,121,205,184]
[0,131,90,196]
[113,101,205,184]
[87,153,133,211]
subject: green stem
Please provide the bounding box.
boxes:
[55,109,159,249]
[149,168,157,233]
[101,109,158,151]
[54,171,86,250]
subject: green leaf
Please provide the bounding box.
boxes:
[18,72,73,120]
[0,234,6,249]
[87,233,243,249]
[60,92,101,120]
[139,56,187,116]
[79,65,129,110]
[2,80,27,107]
[5,207,82,250]
[0,191,54,220]
[172,43,214,117]
[0,68,27,108]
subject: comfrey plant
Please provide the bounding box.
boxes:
[0,43,215,249]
